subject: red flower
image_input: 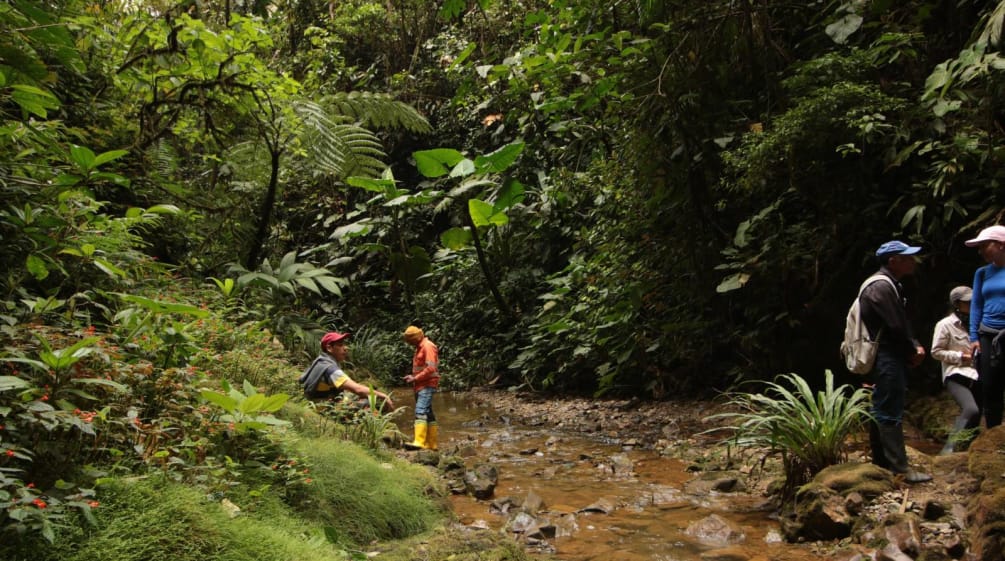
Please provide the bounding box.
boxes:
[4,449,14,457]
[32,498,47,509]
[88,501,100,508]
[26,482,35,488]
[40,395,49,401]
[304,478,313,484]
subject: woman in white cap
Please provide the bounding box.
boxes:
[965,224,1005,427]
[931,286,980,453]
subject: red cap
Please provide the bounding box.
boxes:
[321,332,349,346]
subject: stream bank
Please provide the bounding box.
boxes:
[398,388,997,561]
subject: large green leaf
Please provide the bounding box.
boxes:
[441,227,472,249]
[474,142,525,174]
[493,178,525,213]
[413,148,465,178]
[468,199,495,227]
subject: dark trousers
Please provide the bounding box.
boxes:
[979,331,1005,427]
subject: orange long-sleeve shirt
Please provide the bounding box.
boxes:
[410,337,439,391]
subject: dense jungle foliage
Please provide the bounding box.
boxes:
[3,0,1005,550]
[6,0,1005,398]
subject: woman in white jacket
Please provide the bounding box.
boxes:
[931,286,982,454]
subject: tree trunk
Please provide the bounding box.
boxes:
[245,147,281,268]
[466,211,517,324]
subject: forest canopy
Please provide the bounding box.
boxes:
[3,0,1005,399]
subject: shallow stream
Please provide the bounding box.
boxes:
[398,391,830,561]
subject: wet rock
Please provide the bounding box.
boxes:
[579,497,616,514]
[414,449,440,466]
[924,499,948,521]
[525,522,556,540]
[463,463,499,499]
[438,455,465,472]
[782,463,896,542]
[883,513,922,557]
[508,511,537,534]
[489,496,517,515]
[950,504,967,530]
[521,490,544,514]
[876,543,913,561]
[699,545,749,561]
[685,513,746,546]
[763,529,783,544]
[846,491,865,516]
[684,471,747,495]
[610,453,634,476]
[552,513,578,537]
[944,535,967,558]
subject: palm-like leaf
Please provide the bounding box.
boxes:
[325,91,432,134]
[293,100,388,179]
[705,370,871,498]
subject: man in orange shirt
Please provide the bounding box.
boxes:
[402,325,439,450]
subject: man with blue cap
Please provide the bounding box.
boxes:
[860,240,931,483]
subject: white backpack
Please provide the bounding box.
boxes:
[840,274,897,374]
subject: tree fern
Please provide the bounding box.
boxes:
[324,91,432,134]
[294,100,388,179]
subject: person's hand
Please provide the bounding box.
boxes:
[403,374,415,384]
[962,351,973,366]
[908,345,925,368]
[971,341,981,356]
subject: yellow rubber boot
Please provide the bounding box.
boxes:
[427,423,438,451]
[404,420,428,450]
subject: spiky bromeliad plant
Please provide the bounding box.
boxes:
[706,370,872,498]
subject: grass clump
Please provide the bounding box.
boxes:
[706,370,871,498]
[8,477,348,561]
[284,436,442,544]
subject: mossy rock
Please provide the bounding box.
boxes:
[968,425,1005,488]
[797,462,895,502]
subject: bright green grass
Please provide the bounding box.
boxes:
[283,436,442,544]
[5,435,442,561]
[10,477,347,561]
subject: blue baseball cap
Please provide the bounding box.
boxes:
[875,240,922,257]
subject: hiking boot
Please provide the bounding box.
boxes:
[404,420,428,450]
[904,470,932,484]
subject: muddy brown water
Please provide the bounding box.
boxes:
[397,391,831,561]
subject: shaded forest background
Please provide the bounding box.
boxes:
[4,0,1005,398]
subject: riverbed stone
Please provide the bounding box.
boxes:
[699,545,750,561]
[884,513,922,557]
[685,513,746,546]
[463,463,499,499]
[684,470,747,495]
[876,543,914,561]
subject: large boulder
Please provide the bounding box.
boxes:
[781,462,895,542]
[967,425,1005,561]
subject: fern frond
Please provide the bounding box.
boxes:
[325,91,432,134]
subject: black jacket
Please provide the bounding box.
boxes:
[859,267,920,359]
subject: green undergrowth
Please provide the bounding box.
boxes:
[281,436,443,544]
[6,477,345,561]
[2,434,443,561]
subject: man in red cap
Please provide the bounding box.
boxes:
[299,332,394,410]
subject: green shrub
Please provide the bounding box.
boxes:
[344,325,409,388]
[705,370,871,498]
